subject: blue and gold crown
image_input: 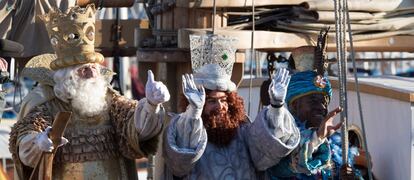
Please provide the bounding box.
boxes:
[287,44,331,105]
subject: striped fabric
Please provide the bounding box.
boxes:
[286,71,332,106]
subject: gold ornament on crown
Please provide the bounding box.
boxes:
[40,4,104,70]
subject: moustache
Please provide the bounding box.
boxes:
[209,108,227,116]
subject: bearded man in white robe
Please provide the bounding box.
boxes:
[9,4,170,180]
[159,34,301,180]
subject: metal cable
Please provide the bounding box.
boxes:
[12,63,16,110]
[344,0,373,179]
[212,0,216,34]
[12,61,22,112]
[341,0,350,166]
[334,0,350,167]
[248,0,255,116]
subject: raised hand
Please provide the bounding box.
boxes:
[317,107,343,139]
[269,68,291,107]
[35,126,68,152]
[182,74,205,111]
[145,70,171,105]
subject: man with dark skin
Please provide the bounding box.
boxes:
[290,93,343,136]
[267,45,365,180]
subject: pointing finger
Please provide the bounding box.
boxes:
[332,120,343,131]
[185,74,192,89]
[285,75,291,86]
[280,69,287,83]
[182,75,187,93]
[190,74,197,89]
[327,107,343,119]
[147,70,155,83]
[200,85,205,96]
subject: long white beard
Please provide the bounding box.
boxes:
[53,66,109,117]
[71,77,108,117]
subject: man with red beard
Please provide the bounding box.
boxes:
[9,5,170,179]
[159,34,301,179]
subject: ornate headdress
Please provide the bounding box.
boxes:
[22,4,105,85]
[286,28,332,106]
[41,4,103,70]
[189,34,238,92]
[24,4,104,70]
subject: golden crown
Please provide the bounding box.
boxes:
[40,4,103,70]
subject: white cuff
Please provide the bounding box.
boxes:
[144,98,161,113]
[185,105,203,119]
[310,131,326,152]
[267,104,283,115]
[266,105,295,140]
[18,133,43,167]
[270,99,284,107]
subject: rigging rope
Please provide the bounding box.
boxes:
[212,0,216,34]
[344,1,374,179]
[12,60,23,113]
[334,0,349,167]
[341,0,350,168]
[335,1,373,179]
[247,0,255,117]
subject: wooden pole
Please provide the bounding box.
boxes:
[77,0,134,8]
[30,112,72,180]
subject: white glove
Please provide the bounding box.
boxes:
[269,68,291,107]
[182,74,205,118]
[145,70,171,105]
[35,126,68,152]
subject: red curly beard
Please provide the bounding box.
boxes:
[179,91,247,146]
[201,108,238,146]
[204,91,247,146]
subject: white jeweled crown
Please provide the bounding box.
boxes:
[189,34,238,91]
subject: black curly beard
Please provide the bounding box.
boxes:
[202,109,240,147]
